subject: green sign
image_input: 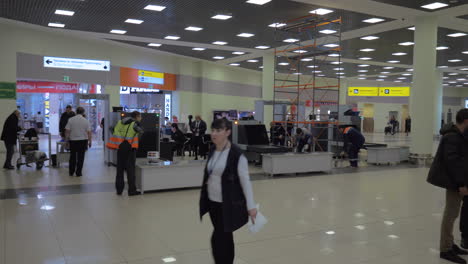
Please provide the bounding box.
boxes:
[0,82,16,99]
[63,76,70,82]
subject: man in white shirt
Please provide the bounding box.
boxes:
[65,107,91,177]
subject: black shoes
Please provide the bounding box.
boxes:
[454,244,468,255]
[440,250,467,264]
[462,240,468,250]
[4,165,14,170]
[116,192,123,196]
[128,191,141,197]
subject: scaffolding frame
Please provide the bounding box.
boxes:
[272,14,342,152]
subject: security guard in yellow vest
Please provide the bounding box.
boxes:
[107,111,144,196]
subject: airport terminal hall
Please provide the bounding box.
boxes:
[4,0,468,264]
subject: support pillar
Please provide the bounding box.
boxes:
[409,16,439,165]
[339,79,348,105]
[262,52,275,126]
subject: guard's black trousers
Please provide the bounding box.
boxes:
[209,201,235,264]
[115,148,137,194]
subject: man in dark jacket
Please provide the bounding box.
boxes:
[428,109,468,264]
[339,125,365,168]
[171,123,186,156]
[190,115,207,160]
[1,110,21,169]
[59,105,74,138]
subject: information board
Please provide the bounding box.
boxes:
[44,56,110,71]
[348,87,379,96]
[379,87,410,97]
[0,82,16,99]
[138,70,164,85]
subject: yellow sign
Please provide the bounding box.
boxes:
[348,87,379,96]
[379,87,410,97]
[138,70,164,79]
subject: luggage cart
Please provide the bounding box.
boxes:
[16,138,49,170]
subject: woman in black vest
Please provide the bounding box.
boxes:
[199,118,257,264]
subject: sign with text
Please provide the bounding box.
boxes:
[348,87,379,96]
[43,56,110,71]
[379,87,410,97]
[138,70,164,85]
[120,86,162,94]
[0,82,16,99]
[164,94,171,118]
[16,81,79,93]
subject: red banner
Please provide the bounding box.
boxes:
[16,81,79,93]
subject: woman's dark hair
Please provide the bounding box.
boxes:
[171,123,179,129]
[211,118,232,131]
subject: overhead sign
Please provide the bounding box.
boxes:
[17,81,79,93]
[138,70,164,85]
[348,87,379,96]
[0,82,16,99]
[120,86,162,94]
[379,87,410,97]
[165,94,171,118]
[43,56,110,71]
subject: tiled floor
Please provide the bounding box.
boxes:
[0,133,458,264]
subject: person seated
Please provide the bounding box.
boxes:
[295,127,312,152]
[270,122,286,146]
[171,123,186,156]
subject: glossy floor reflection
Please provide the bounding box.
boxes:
[0,133,456,264]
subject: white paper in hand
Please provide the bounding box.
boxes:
[248,204,268,234]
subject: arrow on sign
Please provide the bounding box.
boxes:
[46,59,53,64]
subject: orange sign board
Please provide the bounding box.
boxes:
[120,67,176,91]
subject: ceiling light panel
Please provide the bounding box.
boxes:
[421,2,449,10]
[110,29,126,34]
[284,38,299,43]
[392,52,407,56]
[125,19,144,24]
[213,56,225,60]
[192,47,205,51]
[358,64,370,67]
[359,57,372,60]
[212,14,232,20]
[360,48,375,52]
[247,59,259,62]
[363,18,385,23]
[148,43,162,47]
[48,23,65,28]
[449,59,462,62]
[383,67,395,69]
[185,26,203,31]
[233,51,245,55]
[165,36,180,40]
[144,5,166,11]
[294,50,307,53]
[255,46,270,49]
[361,36,379,40]
[437,46,449,50]
[246,0,272,5]
[320,29,337,34]
[229,63,240,66]
[268,23,286,28]
[237,33,255,38]
[310,8,334,15]
[408,27,415,31]
[399,42,414,46]
[301,58,313,61]
[387,60,400,63]
[324,43,339,48]
[213,41,227,45]
[55,10,74,16]
[448,33,467,38]
[329,53,340,57]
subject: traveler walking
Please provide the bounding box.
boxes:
[59,105,75,139]
[427,108,468,264]
[339,125,365,168]
[107,111,143,196]
[65,107,91,177]
[405,116,412,136]
[190,115,207,160]
[199,118,257,264]
[1,110,21,169]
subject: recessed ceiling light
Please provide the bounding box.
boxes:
[110,29,126,34]
[359,57,372,60]
[278,62,289,66]
[448,33,467,38]
[461,68,468,71]
[437,46,449,50]
[462,51,468,54]
[213,56,225,60]
[310,8,334,15]
[312,70,322,73]
[55,10,75,16]
[449,81,457,84]
[449,73,459,75]
[377,79,385,81]
[246,0,272,5]
[294,50,307,53]
[125,19,144,24]
[247,59,259,63]
[399,42,414,46]
[359,74,367,76]
[334,68,344,71]
[402,73,412,76]
[192,47,205,51]
[148,43,162,47]
[293,72,303,75]
[387,60,400,63]
[383,67,395,69]
[381,72,391,74]
[144,5,166,11]
[283,38,299,43]
[398,77,407,80]
[358,64,370,67]
[330,61,343,64]
[307,65,318,68]
[360,48,375,52]
[185,26,203,31]
[329,53,340,57]
[48,22,65,28]
[361,36,379,40]
[358,77,367,80]
[301,58,313,61]
[165,35,180,40]
[259,66,264,69]
[237,33,255,38]
[378,75,388,78]
[324,43,339,48]
[457,78,467,81]
[449,59,462,62]
[363,18,385,23]
[406,69,414,71]
[233,51,246,55]
[421,2,449,10]
[268,22,286,28]
[395,80,403,83]
[358,70,368,73]
[392,52,407,56]
[408,27,416,30]
[229,63,240,66]
[162,257,177,263]
[320,29,337,34]
[255,46,270,49]
[336,72,345,75]
[438,66,449,68]
[213,41,228,45]
[443,77,450,79]
[212,14,232,20]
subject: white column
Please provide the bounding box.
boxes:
[339,79,348,105]
[410,16,439,158]
[262,52,275,126]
